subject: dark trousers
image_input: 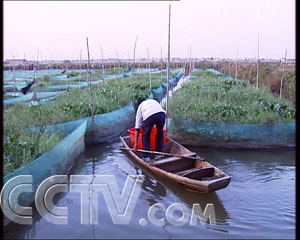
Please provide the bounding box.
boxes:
[142,112,166,157]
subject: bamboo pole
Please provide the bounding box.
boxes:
[23,53,27,83]
[86,37,95,122]
[32,49,39,101]
[100,45,105,80]
[256,32,260,89]
[127,52,130,70]
[65,57,69,91]
[113,55,116,75]
[116,49,123,74]
[279,49,288,98]
[235,44,238,80]
[147,46,152,90]
[249,65,252,82]
[160,46,163,82]
[133,35,138,70]
[79,49,82,84]
[40,51,43,69]
[132,35,138,100]
[166,4,171,136]
[120,147,206,161]
[12,54,16,92]
[50,54,53,71]
[189,45,192,75]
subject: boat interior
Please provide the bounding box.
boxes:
[123,136,219,181]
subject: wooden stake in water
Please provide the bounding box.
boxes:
[279,49,288,98]
[166,4,171,136]
[256,32,260,89]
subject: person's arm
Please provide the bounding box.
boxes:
[133,128,140,151]
[134,104,143,150]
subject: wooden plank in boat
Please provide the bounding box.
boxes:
[182,167,215,180]
[151,152,197,166]
[175,167,198,176]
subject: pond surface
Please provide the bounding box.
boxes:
[4,141,295,239]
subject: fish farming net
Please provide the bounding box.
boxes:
[168,118,295,148]
[151,86,164,102]
[206,68,223,75]
[3,120,87,228]
[4,91,63,106]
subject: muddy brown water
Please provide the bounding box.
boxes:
[4,141,295,239]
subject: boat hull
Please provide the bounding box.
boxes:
[120,136,231,193]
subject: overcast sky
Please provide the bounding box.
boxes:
[3,0,295,60]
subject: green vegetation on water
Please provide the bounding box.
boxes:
[35,68,131,86]
[168,70,295,124]
[4,119,63,176]
[195,61,296,104]
[5,71,172,126]
[4,70,176,175]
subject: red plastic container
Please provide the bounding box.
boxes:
[127,127,168,150]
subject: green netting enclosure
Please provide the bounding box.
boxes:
[167,118,295,148]
[2,120,87,228]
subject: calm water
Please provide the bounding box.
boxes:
[4,141,295,239]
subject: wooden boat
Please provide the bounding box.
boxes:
[120,135,231,193]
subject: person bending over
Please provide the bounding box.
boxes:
[134,98,166,161]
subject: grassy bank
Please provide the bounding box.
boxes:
[168,70,295,124]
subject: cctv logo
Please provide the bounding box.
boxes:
[1,175,144,225]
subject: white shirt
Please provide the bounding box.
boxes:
[135,99,166,129]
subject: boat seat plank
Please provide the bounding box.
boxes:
[150,152,197,167]
[175,168,198,176]
[182,167,215,180]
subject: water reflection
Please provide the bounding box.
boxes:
[131,163,230,225]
